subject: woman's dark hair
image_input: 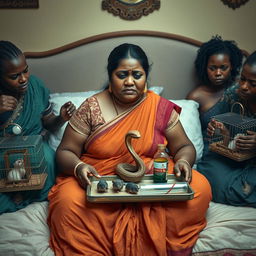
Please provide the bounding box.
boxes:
[195,35,243,85]
[0,41,23,75]
[244,51,256,66]
[107,43,150,80]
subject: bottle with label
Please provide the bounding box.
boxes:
[153,144,169,183]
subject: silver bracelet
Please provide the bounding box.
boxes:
[176,159,191,167]
[73,162,84,178]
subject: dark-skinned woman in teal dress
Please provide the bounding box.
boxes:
[0,41,76,213]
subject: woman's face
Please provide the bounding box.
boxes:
[110,58,146,104]
[0,54,29,95]
[237,64,256,102]
[207,53,232,87]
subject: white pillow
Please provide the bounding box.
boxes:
[170,99,203,164]
[48,90,101,151]
[48,87,164,151]
[148,86,164,95]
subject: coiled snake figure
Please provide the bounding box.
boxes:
[116,130,146,183]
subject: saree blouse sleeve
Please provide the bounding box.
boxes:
[69,96,106,136]
[165,109,180,132]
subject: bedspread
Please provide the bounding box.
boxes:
[1,201,256,256]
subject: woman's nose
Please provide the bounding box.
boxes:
[240,80,249,90]
[216,69,222,76]
[125,75,134,85]
[19,73,27,83]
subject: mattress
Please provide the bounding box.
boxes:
[0,201,256,256]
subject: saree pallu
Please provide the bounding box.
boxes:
[48,92,212,256]
[0,75,57,214]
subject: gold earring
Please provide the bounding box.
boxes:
[144,84,147,93]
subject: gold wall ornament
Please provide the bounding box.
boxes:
[102,0,160,20]
[0,0,39,8]
[221,0,250,9]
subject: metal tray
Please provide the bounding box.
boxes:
[87,174,194,203]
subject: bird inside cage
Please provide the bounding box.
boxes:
[0,134,47,192]
[208,102,256,161]
[7,159,27,183]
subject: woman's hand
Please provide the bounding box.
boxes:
[207,119,231,146]
[235,131,256,151]
[0,95,18,114]
[75,162,101,188]
[207,119,216,137]
[207,119,229,137]
[59,101,76,122]
[174,159,192,183]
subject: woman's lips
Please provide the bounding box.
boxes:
[122,89,137,94]
[19,83,28,91]
[214,79,224,84]
[238,90,248,99]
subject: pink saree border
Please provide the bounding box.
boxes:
[83,95,147,151]
[147,97,181,157]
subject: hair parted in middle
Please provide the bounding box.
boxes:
[107,43,150,81]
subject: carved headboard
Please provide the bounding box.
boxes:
[24,30,248,100]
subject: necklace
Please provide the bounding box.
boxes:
[113,98,119,116]
[111,94,119,116]
[110,92,146,116]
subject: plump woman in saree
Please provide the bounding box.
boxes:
[0,41,76,213]
[48,43,212,256]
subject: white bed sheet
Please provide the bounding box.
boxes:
[0,202,53,256]
[0,201,256,256]
[193,202,256,254]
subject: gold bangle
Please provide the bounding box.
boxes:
[176,159,191,167]
[73,162,84,178]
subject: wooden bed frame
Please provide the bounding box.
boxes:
[24,30,248,100]
[25,30,205,100]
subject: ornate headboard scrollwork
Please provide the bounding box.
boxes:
[102,0,160,20]
[221,0,250,9]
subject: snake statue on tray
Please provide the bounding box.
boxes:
[116,130,146,183]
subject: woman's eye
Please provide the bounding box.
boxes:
[23,67,29,73]
[221,65,229,71]
[133,72,143,79]
[208,67,215,71]
[250,81,256,87]
[116,72,127,79]
[9,75,18,80]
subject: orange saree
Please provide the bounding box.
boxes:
[48,91,212,256]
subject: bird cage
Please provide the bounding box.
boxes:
[0,134,47,192]
[209,102,256,161]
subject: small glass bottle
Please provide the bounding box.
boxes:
[153,144,169,183]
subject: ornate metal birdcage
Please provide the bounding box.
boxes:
[209,102,256,161]
[0,125,47,192]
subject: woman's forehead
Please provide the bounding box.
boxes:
[2,55,27,73]
[117,58,143,69]
[208,53,230,63]
[243,64,256,76]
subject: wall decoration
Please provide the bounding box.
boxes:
[221,0,250,9]
[102,0,160,20]
[0,0,39,8]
